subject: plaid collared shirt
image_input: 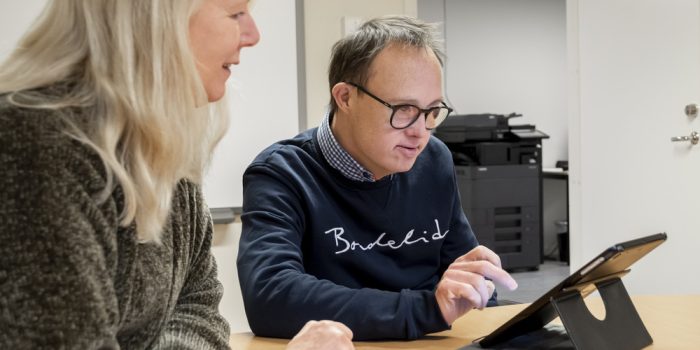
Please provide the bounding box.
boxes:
[316,112,376,182]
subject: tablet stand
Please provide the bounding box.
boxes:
[550,277,652,350]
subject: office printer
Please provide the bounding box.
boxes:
[434,113,549,270]
[434,113,549,166]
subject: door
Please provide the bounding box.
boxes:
[568,0,700,294]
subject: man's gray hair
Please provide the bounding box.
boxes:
[328,15,445,113]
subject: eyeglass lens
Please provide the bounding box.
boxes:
[392,105,450,129]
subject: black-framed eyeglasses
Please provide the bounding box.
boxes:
[346,82,453,130]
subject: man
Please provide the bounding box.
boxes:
[237,15,517,341]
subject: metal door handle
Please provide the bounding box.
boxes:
[686,104,698,118]
[671,131,699,145]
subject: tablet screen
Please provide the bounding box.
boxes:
[478,232,667,347]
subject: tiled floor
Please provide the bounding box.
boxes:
[496,260,571,304]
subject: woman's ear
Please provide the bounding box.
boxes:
[331,82,353,112]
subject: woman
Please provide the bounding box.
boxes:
[0,0,352,348]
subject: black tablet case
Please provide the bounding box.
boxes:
[477,233,667,349]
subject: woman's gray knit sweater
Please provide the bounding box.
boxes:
[0,95,230,349]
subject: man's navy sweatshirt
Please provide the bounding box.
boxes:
[237,128,480,340]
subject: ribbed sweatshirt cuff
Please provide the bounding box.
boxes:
[401,289,451,340]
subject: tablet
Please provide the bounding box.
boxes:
[478,232,667,348]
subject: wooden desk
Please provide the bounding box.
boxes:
[230,295,700,349]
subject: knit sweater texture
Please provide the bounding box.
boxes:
[0,92,230,349]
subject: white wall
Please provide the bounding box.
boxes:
[203,0,300,209]
[303,0,417,129]
[0,1,46,59]
[419,0,568,169]
[568,0,700,295]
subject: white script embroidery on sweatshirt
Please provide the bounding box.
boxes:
[324,219,449,255]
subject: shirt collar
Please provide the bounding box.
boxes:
[316,111,376,182]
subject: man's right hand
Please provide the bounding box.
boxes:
[435,245,518,325]
[286,320,354,350]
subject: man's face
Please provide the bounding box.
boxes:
[338,45,444,180]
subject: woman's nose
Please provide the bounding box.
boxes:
[240,15,260,48]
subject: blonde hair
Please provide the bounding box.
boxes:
[0,0,228,242]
